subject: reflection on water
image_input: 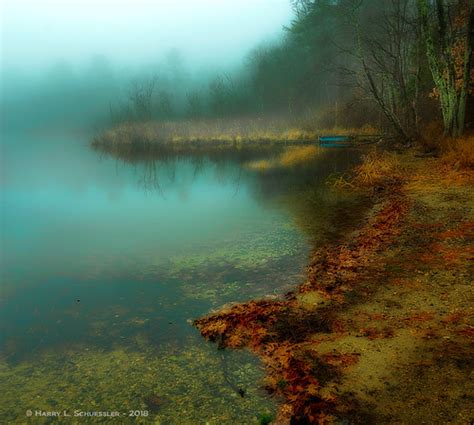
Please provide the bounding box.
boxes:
[0,133,363,423]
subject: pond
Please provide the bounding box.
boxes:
[0,132,363,423]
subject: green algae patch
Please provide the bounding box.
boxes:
[0,340,276,424]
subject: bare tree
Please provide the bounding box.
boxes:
[348,0,421,141]
[128,76,157,121]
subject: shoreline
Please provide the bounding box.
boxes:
[194,148,474,423]
[92,119,380,148]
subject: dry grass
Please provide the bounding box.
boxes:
[354,150,402,185]
[94,119,310,146]
[329,149,402,190]
[93,118,380,147]
[440,134,474,171]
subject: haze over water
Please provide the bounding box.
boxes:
[1,1,363,422]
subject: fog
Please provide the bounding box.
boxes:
[2,0,292,70]
[1,0,293,132]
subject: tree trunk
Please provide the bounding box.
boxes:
[418,0,473,137]
[457,6,474,136]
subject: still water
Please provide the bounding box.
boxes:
[0,132,361,423]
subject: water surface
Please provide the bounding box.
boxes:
[0,132,361,423]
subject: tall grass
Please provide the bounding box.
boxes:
[329,149,402,189]
[93,117,380,147]
[353,150,402,185]
[440,134,474,171]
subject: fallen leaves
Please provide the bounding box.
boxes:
[194,186,410,421]
[193,151,473,423]
[301,182,409,301]
[359,326,395,340]
[320,353,360,368]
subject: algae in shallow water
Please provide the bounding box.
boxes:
[0,338,276,424]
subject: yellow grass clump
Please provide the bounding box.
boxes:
[329,149,402,190]
[353,150,401,185]
[285,129,317,141]
[440,134,474,171]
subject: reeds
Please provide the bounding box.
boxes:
[93,118,380,148]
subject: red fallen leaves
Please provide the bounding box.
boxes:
[264,346,321,398]
[301,188,410,300]
[440,310,474,338]
[359,326,395,340]
[456,326,474,337]
[402,311,434,323]
[320,353,360,368]
[413,327,439,339]
[194,180,410,422]
[390,277,421,288]
[197,307,340,419]
[264,348,340,423]
[195,300,287,349]
[420,242,465,266]
[438,220,474,240]
[416,220,473,267]
[330,319,347,333]
[195,305,343,421]
[441,311,465,325]
[351,311,390,322]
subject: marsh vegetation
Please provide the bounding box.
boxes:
[1,0,473,423]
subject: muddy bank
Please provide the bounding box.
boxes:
[195,150,474,424]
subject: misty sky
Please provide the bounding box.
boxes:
[1,0,293,71]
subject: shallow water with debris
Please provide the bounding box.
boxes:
[0,132,362,423]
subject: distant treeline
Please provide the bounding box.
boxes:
[111,0,473,140]
[2,0,472,140]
